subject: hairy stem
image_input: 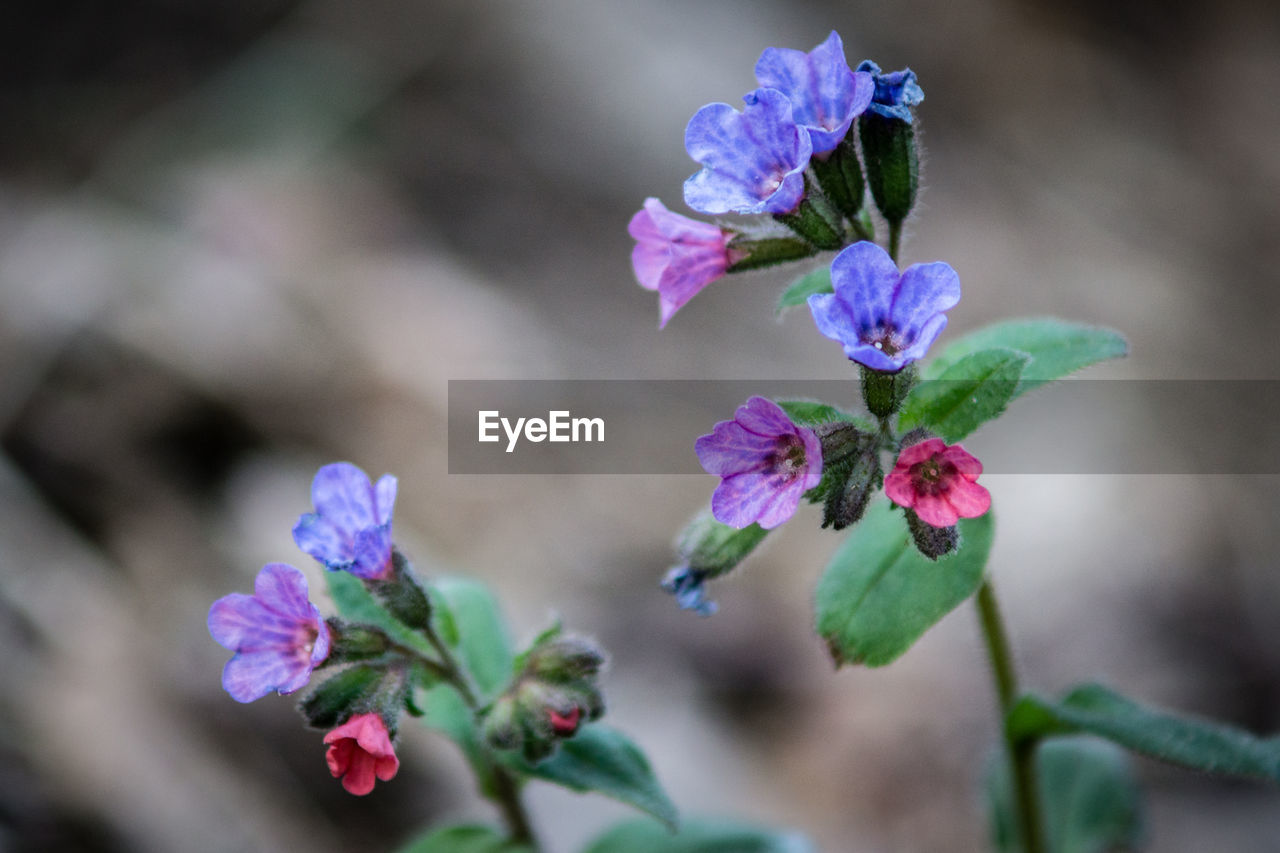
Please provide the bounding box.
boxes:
[420,620,539,848]
[976,578,1045,853]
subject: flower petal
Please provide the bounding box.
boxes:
[913,493,959,527]
[939,444,983,478]
[222,648,311,703]
[830,241,900,335]
[897,438,947,467]
[374,475,398,526]
[946,479,991,519]
[310,463,377,541]
[292,513,352,571]
[252,563,313,621]
[695,422,779,477]
[891,261,960,342]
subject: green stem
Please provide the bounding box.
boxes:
[976,579,1045,853]
[420,620,539,848]
[888,220,903,263]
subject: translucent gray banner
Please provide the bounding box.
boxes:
[447,380,1280,474]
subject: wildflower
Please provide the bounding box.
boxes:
[628,198,731,327]
[684,88,813,215]
[548,707,582,737]
[754,31,874,154]
[293,462,397,580]
[208,563,331,703]
[324,712,400,796]
[884,438,990,527]
[857,60,924,123]
[695,396,822,529]
[807,241,960,372]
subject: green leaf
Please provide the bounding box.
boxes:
[815,500,995,667]
[925,319,1128,396]
[774,399,869,431]
[511,725,678,829]
[1008,684,1280,783]
[324,571,435,657]
[986,737,1143,853]
[396,823,534,853]
[430,576,515,700]
[775,266,832,315]
[898,347,1030,442]
[582,817,814,853]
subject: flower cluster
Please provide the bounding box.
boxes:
[628,31,924,328]
[210,463,609,797]
[633,35,992,613]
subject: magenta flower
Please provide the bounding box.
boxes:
[684,88,813,216]
[293,462,397,580]
[628,197,731,327]
[695,396,822,529]
[324,712,400,796]
[207,563,331,703]
[755,31,874,154]
[808,241,960,372]
[884,438,991,527]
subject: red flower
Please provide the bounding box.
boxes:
[324,713,399,796]
[885,438,990,527]
[548,707,582,737]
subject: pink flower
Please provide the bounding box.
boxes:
[324,712,399,796]
[628,197,730,328]
[884,438,990,527]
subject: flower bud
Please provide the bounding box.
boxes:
[856,62,924,233]
[807,423,883,530]
[299,665,386,730]
[529,635,608,683]
[366,550,432,631]
[904,507,959,559]
[774,179,846,250]
[324,619,392,663]
[861,363,918,418]
[810,134,866,222]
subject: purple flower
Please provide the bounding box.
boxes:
[683,88,813,216]
[208,563,331,703]
[807,241,960,372]
[755,31,874,155]
[293,462,397,580]
[628,198,731,328]
[695,396,822,530]
[660,566,718,616]
[856,60,924,123]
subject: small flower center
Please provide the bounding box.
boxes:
[868,328,902,356]
[768,436,808,480]
[910,455,958,496]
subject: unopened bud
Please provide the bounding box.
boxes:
[904,507,959,559]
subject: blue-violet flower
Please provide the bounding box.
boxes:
[629,197,731,327]
[755,31,873,154]
[695,396,822,529]
[684,87,813,216]
[660,565,718,616]
[293,462,397,580]
[208,562,331,703]
[857,60,924,123]
[807,241,960,372]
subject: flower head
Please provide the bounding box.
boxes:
[628,198,731,327]
[548,707,582,737]
[807,241,960,372]
[684,88,813,216]
[208,563,331,703]
[755,31,874,154]
[857,60,924,123]
[324,712,399,796]
[660,565,718,616]
[885,438,990,527]
[695,396,822,530]
[293,462,397,580]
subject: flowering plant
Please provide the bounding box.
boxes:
[628,27,1280,853]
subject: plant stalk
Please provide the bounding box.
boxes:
[976,578,1045,853]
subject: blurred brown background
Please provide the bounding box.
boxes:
[2,0,1280,850]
